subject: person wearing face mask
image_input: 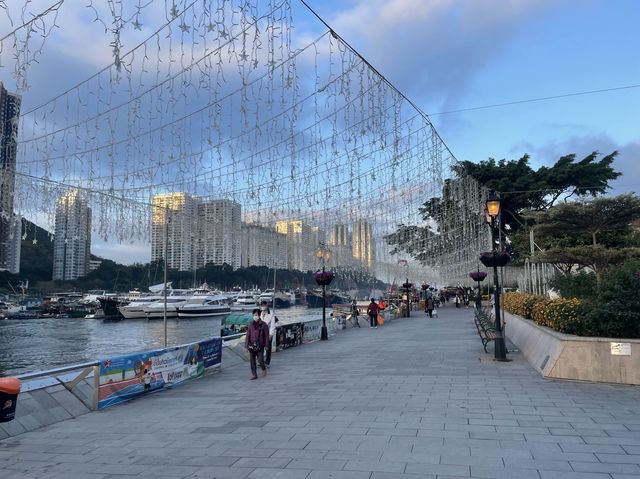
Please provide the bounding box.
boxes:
[259,301,276,368]
[245,308,269,380]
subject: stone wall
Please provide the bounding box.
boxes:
[504,311,640,385]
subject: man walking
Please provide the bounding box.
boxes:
[260,300,276,368]
[367,298,379,329]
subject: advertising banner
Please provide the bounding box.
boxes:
[98,337,221,409]
[303,319,322,342]
[276,322,303,351]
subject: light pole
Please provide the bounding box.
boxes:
[401,280,413,317]
[314,245,333,341]
[484,193,509,361]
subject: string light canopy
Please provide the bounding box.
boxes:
[0,0,490,285]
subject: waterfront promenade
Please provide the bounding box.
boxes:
[2,306,640,479]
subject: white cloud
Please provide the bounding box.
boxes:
[325,0,559,111]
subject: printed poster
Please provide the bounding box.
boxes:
[98,337,221,409]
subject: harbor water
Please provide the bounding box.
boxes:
[0,306,322,376]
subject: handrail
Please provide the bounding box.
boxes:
[15,361,100,381]
[222,332,245,342]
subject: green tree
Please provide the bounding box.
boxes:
[386,151,621,262]
[532,194,640,278]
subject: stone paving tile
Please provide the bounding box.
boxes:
[187,466,254,478]
[247,468,311,478]
[3,307,640,479]
[305,472,371,479]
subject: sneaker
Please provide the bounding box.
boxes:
[261,369,268,377]
[374,326,378,329]
[250,375,258,380]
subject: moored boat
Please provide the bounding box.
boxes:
[177,295,231,318]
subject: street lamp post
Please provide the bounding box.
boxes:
[315,245,333,341]
[401,280,413,317]
[484,193,509,361]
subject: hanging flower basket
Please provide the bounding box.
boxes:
[468,271,487,282]
[402,282,413,290]
[314,270,334,286]
[479,251,510,268]
[421,284,430,290]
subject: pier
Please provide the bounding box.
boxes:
[2,306,640,478]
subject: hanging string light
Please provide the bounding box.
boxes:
[1,0,489,285]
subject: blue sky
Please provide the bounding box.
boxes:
[1,0,638,266]
[299,0,640,193]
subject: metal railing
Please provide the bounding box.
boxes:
[16,361,101,411]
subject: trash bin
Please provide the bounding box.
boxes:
[0,377,21,423]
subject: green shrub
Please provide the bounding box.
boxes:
[531,297,586,335]
[584,261,640,338]
[502,292,545,319]
[549,271,597,299]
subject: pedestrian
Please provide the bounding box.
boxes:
[350,298,360,327]
[245,308,269,380]
[367,298,379,328]
[259,300,276,368]
[455,295,461,308]
[426,296,435,318]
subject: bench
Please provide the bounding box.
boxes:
[474,309,498,353]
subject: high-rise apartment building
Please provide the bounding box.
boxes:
[197,199,242,269]
[241,223,287,269]
[328,223,352,268]
[275,220,316,272]
[0,82,21,273]
[151,193,198,271]
[352,220,374,268]
[52,190,92,280]
[151,193,242,271]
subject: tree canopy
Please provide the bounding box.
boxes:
[530,194,640,277]
[453,151,621,233]
[385,151,622,264]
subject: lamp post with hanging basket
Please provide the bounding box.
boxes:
[315,245,333,341]
[482,192,510,361]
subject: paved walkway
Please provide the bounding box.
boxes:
[2,306,640,479]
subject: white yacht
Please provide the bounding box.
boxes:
[177,295,231,318]
[143,295,192,319]
[258,289,274,303]
[118,296,163,319]
[235,293,258,306]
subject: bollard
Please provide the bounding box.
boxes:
[0,377,21,423]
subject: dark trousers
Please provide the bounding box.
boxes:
[427,308,433,318]
[250,349,266,376]
[265,336,272,365]
[369,313,376,327]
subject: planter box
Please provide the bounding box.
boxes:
[504,311,640,385]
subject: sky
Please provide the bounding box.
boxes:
[300,0,640,193]
[1,0,638,265]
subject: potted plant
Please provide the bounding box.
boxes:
[314,270,335,286]
[468,271,487,282]
[479,251,510,268]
